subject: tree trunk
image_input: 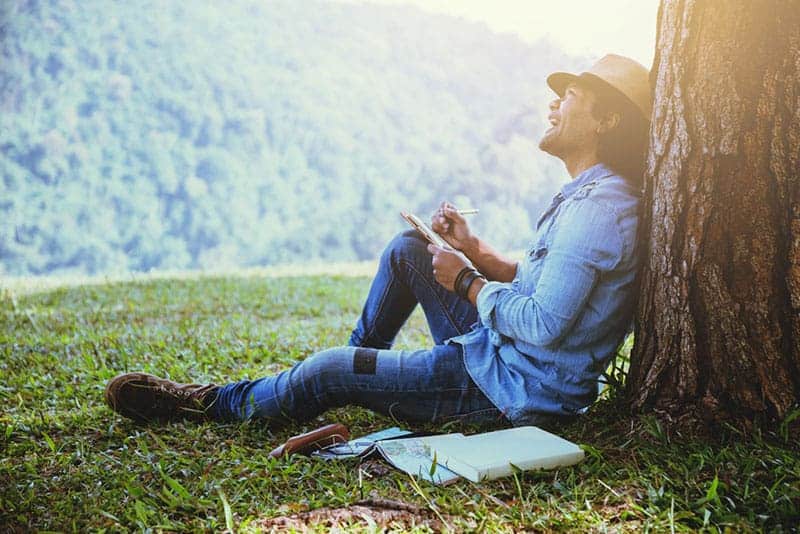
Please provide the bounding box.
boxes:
[629,0,800,423]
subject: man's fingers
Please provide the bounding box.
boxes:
[431,216,449,233]
[431,206,450,233]
[443,206,466,224]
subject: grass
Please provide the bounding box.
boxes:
[1,268,799,532]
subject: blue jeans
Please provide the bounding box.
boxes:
[211,231,504,425]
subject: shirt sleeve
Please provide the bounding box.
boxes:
[476,198,624,347]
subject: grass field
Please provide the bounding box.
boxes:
[1,269,799,532]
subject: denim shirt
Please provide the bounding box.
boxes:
[450,163,641,425]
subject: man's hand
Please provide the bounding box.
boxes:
[427,243,472,292]
[431,202,475,252]
[430,199,518,284]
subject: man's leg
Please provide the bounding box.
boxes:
[349,230,478,348]
[210,344,503,425]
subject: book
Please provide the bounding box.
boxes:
[427,426,584,482]
[312,425,583,485]
[312,426,413,459]
[312,427,462,485]
[374,434,462,485]
[399,211,451,249]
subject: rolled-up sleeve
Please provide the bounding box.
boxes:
[476,198,624,347]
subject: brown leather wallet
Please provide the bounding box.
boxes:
[268,423,350,459]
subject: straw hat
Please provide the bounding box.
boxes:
[547,54,652,121]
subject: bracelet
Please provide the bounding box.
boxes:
[457,270,479,299]
[456,268,484,300]
[453,266,473,296]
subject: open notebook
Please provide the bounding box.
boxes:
[314,425,584,484]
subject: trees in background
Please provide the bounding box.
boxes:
[630,0,800,424]
[0,0,581,275]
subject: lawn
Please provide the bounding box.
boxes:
[1,269,798,532]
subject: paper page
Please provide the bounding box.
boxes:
[375,437,461,485]
[313,427,413,460]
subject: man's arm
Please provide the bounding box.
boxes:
[476,200,624,347]
[429,198,624,347]
[465,275,487,306]
[460,235,518,283]
[427,238,593,347]
[431,202,517,283]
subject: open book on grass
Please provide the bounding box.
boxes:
[312,426,462,484]
[314,425,584,484]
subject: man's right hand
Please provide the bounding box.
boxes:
[431,201,475,253]
[431,200,518,283]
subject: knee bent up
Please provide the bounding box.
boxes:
[383,230,431,271]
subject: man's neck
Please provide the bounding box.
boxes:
[564,153,601,178]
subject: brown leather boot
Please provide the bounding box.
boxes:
[104,372,219,423]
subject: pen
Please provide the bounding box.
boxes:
[457,209,479,215]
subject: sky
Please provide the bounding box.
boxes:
[356,0,659,67]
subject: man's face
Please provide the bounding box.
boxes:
[538,83,601,160]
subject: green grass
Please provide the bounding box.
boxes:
[1,270,798,532]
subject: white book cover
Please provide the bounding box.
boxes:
[428,426,585,482]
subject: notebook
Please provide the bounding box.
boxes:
[427,426,584,482]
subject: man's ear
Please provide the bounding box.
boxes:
[597,112,621,134]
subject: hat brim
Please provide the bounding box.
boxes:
[547,72,620,98]
[546,71,648,121]
[546,72,578,97]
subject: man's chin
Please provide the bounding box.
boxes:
[538,136,557,156]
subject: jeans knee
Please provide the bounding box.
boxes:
[382,230,429,271]
[296,348,351,399]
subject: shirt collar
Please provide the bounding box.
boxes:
[558,163,615,200]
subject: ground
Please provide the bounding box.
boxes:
[1,268,798,531]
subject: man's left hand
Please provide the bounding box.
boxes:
[427,243,472,292]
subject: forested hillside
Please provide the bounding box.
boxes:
[0,0,584,275]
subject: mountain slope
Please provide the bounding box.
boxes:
[0,0,583,274]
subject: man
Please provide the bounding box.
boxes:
[105,54,652,428]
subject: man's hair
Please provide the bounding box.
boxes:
[586,80,650,187]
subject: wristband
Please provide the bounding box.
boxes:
[462,271,486,300]
[456,268,484,300]
[453,266,473,296]
[458,270,478,299]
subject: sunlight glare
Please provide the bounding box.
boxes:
[353,0,659,66]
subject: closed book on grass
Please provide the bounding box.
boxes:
[429,426,584,482]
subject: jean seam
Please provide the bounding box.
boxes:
[309,384,476,401]
[399,258,467,337]
[306,362,480,400]
[258,365,474,409]
[359,270,397,348]
[247,346,484,421]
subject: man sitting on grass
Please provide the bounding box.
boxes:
[105,55,651,429]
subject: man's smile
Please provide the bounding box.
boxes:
[545,113,560,133]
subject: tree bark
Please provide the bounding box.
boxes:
[629,0,800,423]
